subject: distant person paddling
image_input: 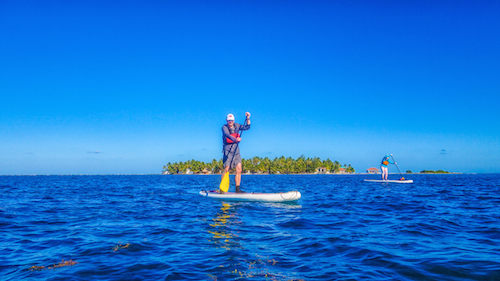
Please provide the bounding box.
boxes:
[221,112,251,193]
[380,154,396,181]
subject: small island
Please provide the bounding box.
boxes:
[419,170,451,174]
[163,156,355,175]
[405,170,456,174]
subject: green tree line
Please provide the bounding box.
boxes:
[420,170,450,174]
[163,156,355,174]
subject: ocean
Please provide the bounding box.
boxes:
[1,174,499,280]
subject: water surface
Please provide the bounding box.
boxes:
[1,174,499,280]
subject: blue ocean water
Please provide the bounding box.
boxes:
[1,174,499,280]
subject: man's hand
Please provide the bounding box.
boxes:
[236,137,242,142]
[244,112,251,125]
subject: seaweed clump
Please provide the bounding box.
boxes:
[113,242,131,252]
[28,259,77,271]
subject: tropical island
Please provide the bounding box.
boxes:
[418,170,451,174]
[163,156,355,175]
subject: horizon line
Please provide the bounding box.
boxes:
[0,172,492,177]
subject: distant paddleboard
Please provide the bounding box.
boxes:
[199,190,301,202]
[364,179,414,184]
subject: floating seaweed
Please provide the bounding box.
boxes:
[28,265,45,271]
[48,259,78,269]
[113,242,131,252]
[210,256,304,280]
[28,259,77,271]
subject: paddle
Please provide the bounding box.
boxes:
[219,117,247,192]
[390,154,405,181]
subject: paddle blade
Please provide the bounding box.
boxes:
[219,172,230,192]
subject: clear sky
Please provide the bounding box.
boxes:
[1,0,499,175]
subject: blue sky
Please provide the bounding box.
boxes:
[0,0,499,174]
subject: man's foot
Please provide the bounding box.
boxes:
[235,186,244,193]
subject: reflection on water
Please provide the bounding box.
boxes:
[207,202,241,250]
[261,202,302,209]
[205,202,305,280]
[207,202,301,251]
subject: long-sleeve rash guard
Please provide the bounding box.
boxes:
[222,121,251,147]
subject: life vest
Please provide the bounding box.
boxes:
[226,133,240,144]
[381,156,390,165]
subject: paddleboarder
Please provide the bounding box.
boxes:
[380,154,396,181]
[222,112,251,193]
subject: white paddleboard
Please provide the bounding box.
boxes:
[199,190,301,202]
[364,179,414,183]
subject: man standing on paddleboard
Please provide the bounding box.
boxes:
[222,112,251,193]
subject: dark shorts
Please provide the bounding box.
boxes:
[223,146,241,169]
